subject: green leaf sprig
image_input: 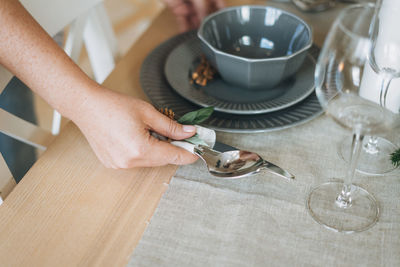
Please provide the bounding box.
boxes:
[177,106,214,125]
[390,148,400,168]
[177,107,214,146]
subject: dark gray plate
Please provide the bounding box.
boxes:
[140,31,323,133]
[164,37,318,114]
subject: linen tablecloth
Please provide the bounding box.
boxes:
[128,115,400,266]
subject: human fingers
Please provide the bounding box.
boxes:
[144,108,196,140]
[191,0,208,22]
[143,137,199,166]
[213,0,225,9]
[174,1,199,31]
[162,0,194,31]
[165,0,191,16]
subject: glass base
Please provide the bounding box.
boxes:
[339,136,398,175]
[306,181,379,233]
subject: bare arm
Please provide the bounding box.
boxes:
[0,0,93,118]
[0,0,198,168]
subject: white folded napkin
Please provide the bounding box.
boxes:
[171,125,216,154]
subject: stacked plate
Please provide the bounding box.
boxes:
[140,31,323,133]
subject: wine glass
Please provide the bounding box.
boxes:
[338,135,397,175]
[306,3,399,233]
[338,0,400,175]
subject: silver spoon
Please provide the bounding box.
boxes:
[291,0,361,13]
[291,0,334,12]
[194,145,295,180]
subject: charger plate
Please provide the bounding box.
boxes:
[164,36,318,115]
[140,31,323,133]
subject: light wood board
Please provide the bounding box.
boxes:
[0,8,180,267]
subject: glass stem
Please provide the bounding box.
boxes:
[336,132,365,208]
[379,76,392,108]
[363,76,393,155]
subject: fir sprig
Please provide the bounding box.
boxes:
[390,148,400,168]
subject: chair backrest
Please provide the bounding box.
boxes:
[21,0,103,36]
[0,0,103,94]
[0,0,118,200]
[0,153,16,202]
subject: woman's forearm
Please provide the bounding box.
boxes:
[0,0,99,121]
[0,0,200,168]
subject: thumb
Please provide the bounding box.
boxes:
[146,109,196,140]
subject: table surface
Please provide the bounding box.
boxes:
[0,1,357,266]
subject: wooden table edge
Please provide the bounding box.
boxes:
[0,7,181,267]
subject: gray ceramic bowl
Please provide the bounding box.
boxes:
[197,5,312,90]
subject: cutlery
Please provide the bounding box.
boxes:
[194,142,295,180]
[292,0,334,12]
[291,0,361,13]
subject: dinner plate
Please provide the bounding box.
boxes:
[164,35,319,115]
[140,31,323,133]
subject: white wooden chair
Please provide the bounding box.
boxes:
[0,0,118,201]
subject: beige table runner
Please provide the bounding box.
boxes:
[127,115,400,266]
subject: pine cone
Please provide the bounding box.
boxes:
[159,107,175,120]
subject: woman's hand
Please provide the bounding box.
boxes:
[162,0,225,32]
[0,0,199,169]
[72,86,199,169]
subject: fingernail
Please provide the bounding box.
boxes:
[182,125,196,133]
